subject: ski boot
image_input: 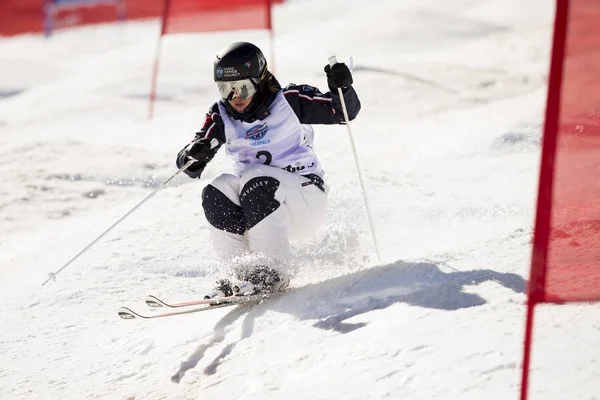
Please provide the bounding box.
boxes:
[203,278,234,300]
[235,266,290,295]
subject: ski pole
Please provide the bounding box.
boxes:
[329,56,381,262]
[41,139,217,286]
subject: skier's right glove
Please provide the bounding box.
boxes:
[184,137,217,171]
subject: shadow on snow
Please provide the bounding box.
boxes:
[172,260,526,382]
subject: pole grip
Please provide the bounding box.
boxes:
[328,55,337,67]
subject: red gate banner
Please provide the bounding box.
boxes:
[0,0,163,36]
[531,0,600,304]
[522,0,600,398]
[0,0,46,36]
[45,0,126,35]
[542,0,600,303]
[163,0,272,34]
[0,0,280,36]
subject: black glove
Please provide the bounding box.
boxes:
[324,62,353,91]
[185,137,216,166]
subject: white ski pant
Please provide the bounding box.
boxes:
[201,164,327,266]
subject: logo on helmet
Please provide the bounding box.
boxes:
[244,61,252,68]
[258,54,266,73]
[216,66,224,79]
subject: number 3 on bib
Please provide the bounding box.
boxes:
[256,151,272,165]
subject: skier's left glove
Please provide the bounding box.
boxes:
[324,62,353,91]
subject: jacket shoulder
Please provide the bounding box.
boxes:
[283,83,323,96]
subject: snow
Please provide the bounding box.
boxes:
[1,0,599,399]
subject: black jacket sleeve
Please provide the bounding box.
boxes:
[282,84,361,125]
[176,102,226,179]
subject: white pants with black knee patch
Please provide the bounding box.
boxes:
[201,164,327,269]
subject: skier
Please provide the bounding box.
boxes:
[176,42,360,297]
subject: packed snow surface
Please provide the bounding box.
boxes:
[1,0,599,399]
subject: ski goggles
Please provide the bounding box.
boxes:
[217,79,258,100]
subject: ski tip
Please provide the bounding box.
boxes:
[117,307,138,320]
[145,295,164,308]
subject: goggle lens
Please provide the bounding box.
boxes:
[217,79,257,100]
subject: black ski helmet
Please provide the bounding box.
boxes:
[213,42,267,82]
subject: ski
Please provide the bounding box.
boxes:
[145,294,240,309]
[118,301,240,320]
[118,292,279,320]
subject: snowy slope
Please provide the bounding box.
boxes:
[1,0,599,399]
